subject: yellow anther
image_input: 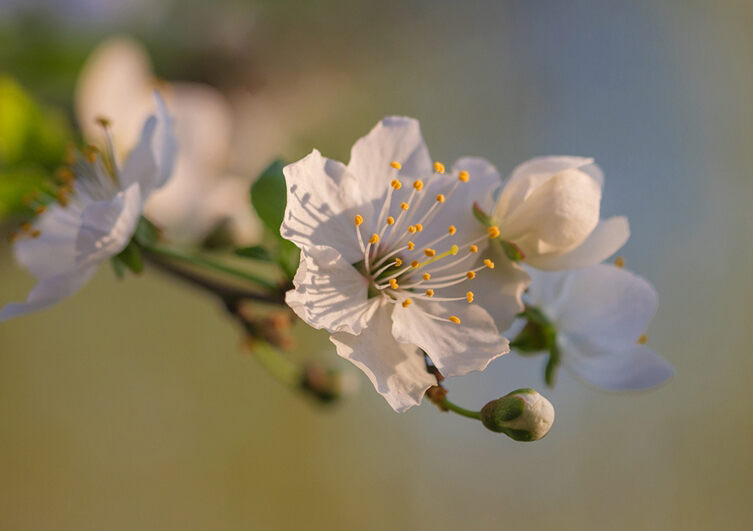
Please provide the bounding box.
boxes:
[436,193,445,203]
[82,145,99,163]
[391,179,402,190]
[402,298,412,308]
[614,256,625,268]
[355,214,364,226]
[487,226,501,239]
[425,289,435,297]
[466,291,474,303]
[458,170,469,182]
[386,216,395,225]
[35,205,46,215]
[389,278,399,289]
[413,180,424,191]
[638,333,648,345]
[401,202,409,210]
[466,271,476,279]
[448,225,456,235]
[484,259,495,269]
[424,248,436,257]
[411,260,420,268]
[469,244,479,253]
[407,241,415,250]
[30,229,41,238]
[408,225,417,234]
[422,273,431,281]
[394,257,403,267]
[368,233,380,244]
[448,316,461,324]
[55,167,74,183]
[95,115,111,127]
[390,161,402,170]
[21,222,32,232]
[450,244,459,255]
[434,161,445,174]
[415,223,423,232]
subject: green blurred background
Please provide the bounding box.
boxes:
[2,1,752,529]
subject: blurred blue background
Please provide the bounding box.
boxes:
[1,1,752,529]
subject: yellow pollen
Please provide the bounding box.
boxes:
[355,214,364,226]
[466,271,476,279]
[391,179,402,190]
[458,170,469,182]
[55,167,74,183]
[487,226,500,239]
[386,216,395,225]
[614,256,626,268]
[424,248,436,257]
[368,233,380,244]
[450,245,459,255]
[95,115,111,127]
[407,241,415,250]
[448,225,456,235]
[390,161,402,170]
[466,291,474,303]
[402,298,412,308]
[408,225,417,234]
[436,193,445,203]
[82,145,99,163]
[411,260,420,268]
[394,257,403,267]
[434,161,445,174]
[415,223,423,232]
[422,273,431,281]
[484,259,495,269]
[448,316,461,324]
[35,205,46,215]
[469,244,479,253]
[30,229,41,238]
[413,180,424,191]
[21,222,32,232]
[389,278,399,289]
[401,202,409,210]
[638,333,648,345]
[425,289,434,297]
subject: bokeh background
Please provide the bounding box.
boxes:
[2,1,752,529]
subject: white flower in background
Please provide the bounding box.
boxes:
[471,156,630,331]
[0,94,176,321]
[75,35,260,245]
[282,117,510,412]
[522,264,674,390]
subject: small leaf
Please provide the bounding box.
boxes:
[251,160,287,235]
[499,239,525,262]
[277,238,300,280]
[133,217,160,246]
[235,245,273,261]
[472,201,492,226]
[115,240,144,274]
[110,255,127,279]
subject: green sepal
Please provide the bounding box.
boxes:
[235,244,273,261]
[512,307,556,353]
[472,201,492,226]
[133,217,160,247]
[544,343,561,387]
[499,239,525,262]
[250,159,287,235]
[114,240,144,274]
[110,255,127,279]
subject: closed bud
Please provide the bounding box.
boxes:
[480,388,554,441]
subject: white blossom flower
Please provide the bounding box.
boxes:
[522,264,674,391]
[471,156,630,331]
[0,94,176,321]
[282,117,510,412]
[75,35,260,245]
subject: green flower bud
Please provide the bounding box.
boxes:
[480,388,555,441]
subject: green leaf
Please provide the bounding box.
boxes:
[133,217,160,247]
[251,160,287,236]
[115,240,144,274]
[111,255,127,279]
[277,238,300,280]
[235,245,273,261]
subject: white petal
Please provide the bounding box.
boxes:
[469,251,530,331]
[285,245,373,335]
[529,216,629,270]
[0,265,98,322]
[13,206,80,279]
[281,149,364,263]
[391,298,509,378]
[555,265,658,348]
[346,116,432,209]
[562,340,674,391]
[75,183,142,266]
[330,302,435,413]
[499,168,602,258]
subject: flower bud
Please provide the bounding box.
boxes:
[480,388,554,441]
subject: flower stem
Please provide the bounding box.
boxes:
[441,397,482,420]
[141,243,279,291]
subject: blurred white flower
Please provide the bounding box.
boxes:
[283,117,509,412]
[523,264,674,391]
[0,95,176,321]
[75,35,260,245]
